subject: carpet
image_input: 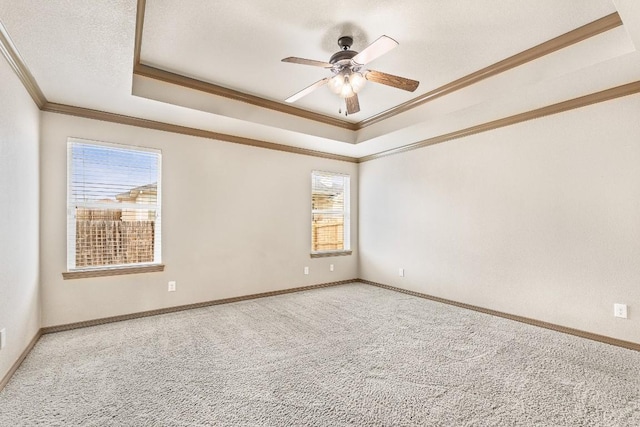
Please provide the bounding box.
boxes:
[0,283,639,426]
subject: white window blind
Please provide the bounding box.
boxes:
[67,139,162,270]
[311,171,350,253]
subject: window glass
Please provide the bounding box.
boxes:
[311,171,350,253]
[67,139,161,270]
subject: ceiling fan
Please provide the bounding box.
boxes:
[282,35,419,115]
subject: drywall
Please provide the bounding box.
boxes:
[359,94,640,344]
[0,55,41,380]
[39,113,358,327]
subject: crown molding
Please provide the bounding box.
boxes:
[132,0,356,131]
[0,17,358,163]
[358,80,640,162]
[1,8,635,165]
[133,1,621,132]
[133,0,146,67]
[133,63,357,131]
[41,102,358,163]
[356,12,623,129]
[1,15,357,163]
[43,80,640,165]
[0,20,47,108]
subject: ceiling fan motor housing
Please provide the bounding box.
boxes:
[330,49,358,66]
[330,36,362,69]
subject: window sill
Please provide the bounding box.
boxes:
[62,264,165,280]
[310,250,352,258]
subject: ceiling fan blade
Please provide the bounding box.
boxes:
[282,57,333,68]
[365,69,420,92]
[285,78,329,103]
[352,35,398,65]
[345,94,360,115]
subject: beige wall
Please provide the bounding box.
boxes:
[5,46,640,358]
[40,113,358,327]
[0,55,41,380]
[359,94,640,344]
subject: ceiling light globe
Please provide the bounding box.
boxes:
[350,72,366,93]
[328,74,344,94]
[340,82,354,98]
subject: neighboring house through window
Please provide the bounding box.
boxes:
[311,171,350,255]
[67,139,162,271]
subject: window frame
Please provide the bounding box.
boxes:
[310,170,351,257]
[64,138,163,278]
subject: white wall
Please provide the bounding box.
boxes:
[359,94,640,344]
[40,113,358,327]
[0,56,41,380]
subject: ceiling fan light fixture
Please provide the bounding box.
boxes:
[328,73,345,94]
[329,71,366,98]
[340,78,355,98]
[350,72,366,93]
[283,35,418,113]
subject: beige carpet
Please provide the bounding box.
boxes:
[1,282,639,426]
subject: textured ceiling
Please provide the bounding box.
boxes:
[1,0,639,158]
[141,0,617,120]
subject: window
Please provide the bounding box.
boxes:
[66,139,162,272]
[311,171,350,255]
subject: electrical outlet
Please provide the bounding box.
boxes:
[0,328,6,350]
[330,264,334,272]
[614,303,628,319]
[168,281,176,292]
[399,268,405,277]
[304,266,309,275]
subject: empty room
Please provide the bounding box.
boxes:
[1,0,640,425]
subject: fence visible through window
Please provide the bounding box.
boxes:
[75,209,155,267]
[311,171,350,253]
[67,139,162,270]
[312,215,344,251]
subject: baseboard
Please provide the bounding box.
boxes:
[42,279,358,334]
[361,279,640,352]
[4,277,638,393]
[0,329,42,393]
[2,279,357,392]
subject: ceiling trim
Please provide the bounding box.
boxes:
[2,12,637,166]
[0,19,46,108]
[358,80,640,162]
[133,0,146,67]
[357,12,623,129]
[134,63,357,130]
[133,1,355,131]
[0,16,357,163]
[41,102,358,163]
[43,79,640,166]
[133,1,621,131]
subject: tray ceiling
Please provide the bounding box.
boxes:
[140,0,615,121]
[1,0,640,159]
